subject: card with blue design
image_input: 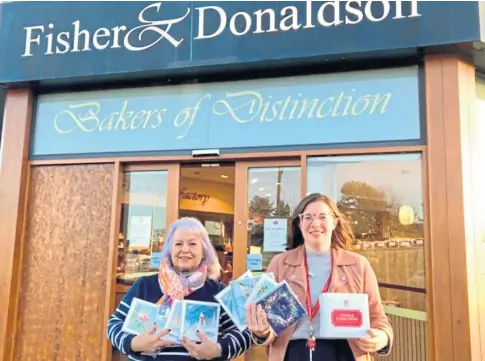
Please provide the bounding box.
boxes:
[164,299,183,343]
[122,297,158,335]
[214,284,244,330]
[180,300,221,343]
[231,273,274,323]
[155,302,172,333]
[244,273,278,307]
[255,281,307,336]
[215,271,260,331]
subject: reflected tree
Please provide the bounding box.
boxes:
[249,196,276,218]
[337,181,391,240]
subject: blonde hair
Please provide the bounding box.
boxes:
[159,217,222,279]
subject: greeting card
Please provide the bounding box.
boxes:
[215,284,245,330]
[165,299,183,343]
[122,297,158,335]
[180,300,221,343]
[244,273,278,307]
[256,281,307,336]
[231,274,268,322]
[155,302,172,333]
[319,293,370,339]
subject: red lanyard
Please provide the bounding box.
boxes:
[303,251,333,321]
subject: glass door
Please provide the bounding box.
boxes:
[233,160,303,361]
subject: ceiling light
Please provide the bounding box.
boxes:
[250,178,258,184]
[266,193,272,197]
[259,187,265,191]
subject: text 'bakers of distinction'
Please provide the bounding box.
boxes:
[52,90,392,139]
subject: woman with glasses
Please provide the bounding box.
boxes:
[245,193,393,361]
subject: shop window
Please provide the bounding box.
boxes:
[117,171,169,285]
[307,153,427,360]
[246,166,301,271]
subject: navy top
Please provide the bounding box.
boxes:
[107,274,255,361]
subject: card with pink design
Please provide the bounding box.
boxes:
[122,297,158,335]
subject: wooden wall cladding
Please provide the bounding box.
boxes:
[14,164,113,361]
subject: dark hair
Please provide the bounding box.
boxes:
[288,193,355,250]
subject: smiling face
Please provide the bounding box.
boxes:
[298,200,338,251]
[170,228,204,273]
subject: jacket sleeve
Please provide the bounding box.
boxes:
[362,258,394,356]
[106,279,145,356]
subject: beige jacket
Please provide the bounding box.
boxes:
[258,246,393,361]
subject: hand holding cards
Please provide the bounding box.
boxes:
[215,271,307,335]
[122,297,220,345]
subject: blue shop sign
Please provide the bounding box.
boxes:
[0,1,481,84]
[30,66,421,159]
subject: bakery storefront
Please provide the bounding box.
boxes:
[0,2,484,361]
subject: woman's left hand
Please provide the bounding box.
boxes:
[354,329,389,353]
[182,331,221,360]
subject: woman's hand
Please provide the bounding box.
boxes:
[246,304,271,338]
[182,331,221,360]
[354,329,389,353]
[130,325,173,353]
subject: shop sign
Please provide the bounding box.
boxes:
[180,188,211,206]
[21,1,420,57]
[0,1,480,83]
[30,66,421,159]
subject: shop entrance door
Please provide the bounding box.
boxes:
[178,162,236,284]
[233,160,303,361]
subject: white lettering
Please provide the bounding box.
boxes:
[254,9,277,34]
[45,24,55,55]
[21,1,422,57]
[230,12,252,36]
[72,20,91,52]
[280,6,301,32]
[93,28,111,50]
[317,1,343,27]
[56,32,71,54]
[345,1,364,25]
[364,1,390,22]
[303,0,314,29]
[195,6,227,40]
[124,2,189,50]
[22,25,44,57]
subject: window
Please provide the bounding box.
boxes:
[117,171,169,285]
[308,153,427,360]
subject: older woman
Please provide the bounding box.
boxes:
[246,193,393,361]
[107,217,255,361]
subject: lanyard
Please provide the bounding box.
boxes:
[303,251,333,322]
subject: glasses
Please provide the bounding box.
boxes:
[299,213,335,224]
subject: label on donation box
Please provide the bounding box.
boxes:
[319,293,370,339]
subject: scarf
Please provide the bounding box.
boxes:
[157,257,208,305]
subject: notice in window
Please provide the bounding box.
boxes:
[128,216,152,247]
[263,219,287,252]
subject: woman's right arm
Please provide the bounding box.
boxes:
[106,279,145,355]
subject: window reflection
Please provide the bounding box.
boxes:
[247,166,301,270]
[307,154,425,312]
[117,171,168,285]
